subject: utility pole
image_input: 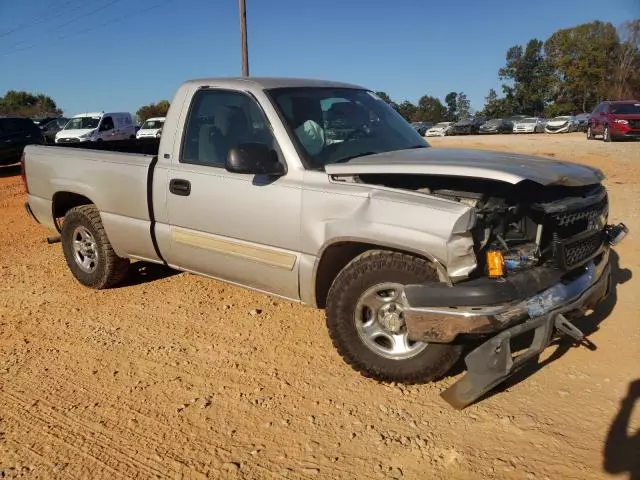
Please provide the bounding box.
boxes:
[238,0,249,76]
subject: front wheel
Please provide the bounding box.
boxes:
[587,126,594,140]
[603,126,612,142]
[61,205,129,289]
[326,250,463,383]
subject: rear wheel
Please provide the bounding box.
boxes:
[326,250,463,383]
[61,205,129,289]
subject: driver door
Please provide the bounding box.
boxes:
[162,88,303,300]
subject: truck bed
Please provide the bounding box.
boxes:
[24,144,161,263]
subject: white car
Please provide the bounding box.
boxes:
[513,117,545,133]
[425,121,454,137]
[544,116,576,134]
[55,112,136,143]
[136,117,165,139]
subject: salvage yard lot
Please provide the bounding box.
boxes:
[1,133,639,479]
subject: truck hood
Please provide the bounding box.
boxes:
[324,147,605,186]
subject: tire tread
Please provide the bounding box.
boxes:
[61,205,129,289]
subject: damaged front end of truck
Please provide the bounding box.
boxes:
[326,152,628,408]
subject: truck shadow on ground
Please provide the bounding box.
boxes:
[0,165,20,178]
[467,249,631,401]
[117,261,180,288]
[604,378,640,480]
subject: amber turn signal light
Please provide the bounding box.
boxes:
[487,250,504,278]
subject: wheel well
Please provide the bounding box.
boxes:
[52,192,93,220]
[314,242,436,309]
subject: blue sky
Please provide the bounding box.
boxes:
[0,0,638,117]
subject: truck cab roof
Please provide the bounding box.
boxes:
[182,77,366,91]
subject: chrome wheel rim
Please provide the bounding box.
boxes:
[604,128,609,141]
[72,226,99,273]
[354,282,427,360]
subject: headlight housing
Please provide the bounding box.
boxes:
[613,119,629,125]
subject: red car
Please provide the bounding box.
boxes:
[587,100,640,141]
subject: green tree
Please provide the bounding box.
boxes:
[136,100,170,122]
[0,90,62,117]
[498,39,552,115]
[612,19,640,100]
[444,92,458,120]
[415,95,448,123]
[456,92,472,120]
[480,88,514,118]
[544,21,620,112]
[395,100,418,121]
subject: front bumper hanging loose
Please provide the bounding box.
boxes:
[401,223,628,409]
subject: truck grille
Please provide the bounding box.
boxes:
[550,196,608,234]
[556,231,605,270]
[629,120,640,129]
[546,193,608,270]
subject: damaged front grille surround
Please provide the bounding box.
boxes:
[531,188,610,272]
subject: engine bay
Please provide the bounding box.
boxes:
[350,173,608,279]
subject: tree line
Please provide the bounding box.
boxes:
[378,19,640,122]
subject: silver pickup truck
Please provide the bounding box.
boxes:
[22,77,628,408]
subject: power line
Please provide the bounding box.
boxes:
[46,0,126,36]
[0,0,94,39]
[1,0,174,57]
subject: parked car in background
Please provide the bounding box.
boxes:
[136,117,165,139]
[0,116,43,166]
[39,117,69,143]
[479,118,512,134]
[587,100,640,142]
[410,122,432,136]
[513,117,545,133]
[32,117,60,128]
[450,117,485,135]
[425,121,454,136]
[544,116,576,134]
[55,112,136,144]
[573,113,590,132]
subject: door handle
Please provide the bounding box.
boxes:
[169,178,191,196]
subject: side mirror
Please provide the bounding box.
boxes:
[226,142,285,176]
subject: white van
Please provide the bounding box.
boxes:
[136,117,165,139]
[55,112,136,143]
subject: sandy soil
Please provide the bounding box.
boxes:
[1,132,639,479]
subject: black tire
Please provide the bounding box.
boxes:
[603,126,612,142]
[61,205,129,289]
[587,126,594,140]
[326,250,463,383]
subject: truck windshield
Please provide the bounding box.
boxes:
[266,87,428,169]
[65,117,100,130]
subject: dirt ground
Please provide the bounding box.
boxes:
[1,132,639,480]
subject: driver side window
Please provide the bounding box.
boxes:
[180,89,278,168]
[100,116,114,131]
